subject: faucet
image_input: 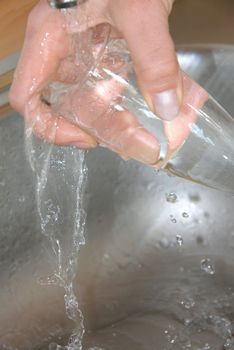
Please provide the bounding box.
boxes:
[48,0,87,9]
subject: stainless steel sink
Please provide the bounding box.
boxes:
[1,46,234,349]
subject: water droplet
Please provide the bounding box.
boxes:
[170,337,176,344]
[182,212,189,218]
[166,192,178,203]
[200,258,215,275]
[176,235,183,246]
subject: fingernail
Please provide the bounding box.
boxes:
[153,89,180,121]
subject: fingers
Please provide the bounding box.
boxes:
[108,0,182,121]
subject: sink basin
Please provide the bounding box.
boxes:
[1,46,234,349]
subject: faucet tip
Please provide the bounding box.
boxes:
[48,0,78,9]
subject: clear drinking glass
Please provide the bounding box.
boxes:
[44,22,234,194]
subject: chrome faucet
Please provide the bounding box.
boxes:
[48,0,87,9]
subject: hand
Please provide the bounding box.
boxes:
[9,0,207,165]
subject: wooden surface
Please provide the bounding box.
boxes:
[170,0,234,45]
[0,0,37,60]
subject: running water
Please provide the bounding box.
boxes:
[23,8,97,350]
[25,122,87,349]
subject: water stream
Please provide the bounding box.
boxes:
[25,126,88,349]
[24,7,96,349]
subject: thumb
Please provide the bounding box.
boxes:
[109,0,182,121]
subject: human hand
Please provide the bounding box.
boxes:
[9,0,207,165]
